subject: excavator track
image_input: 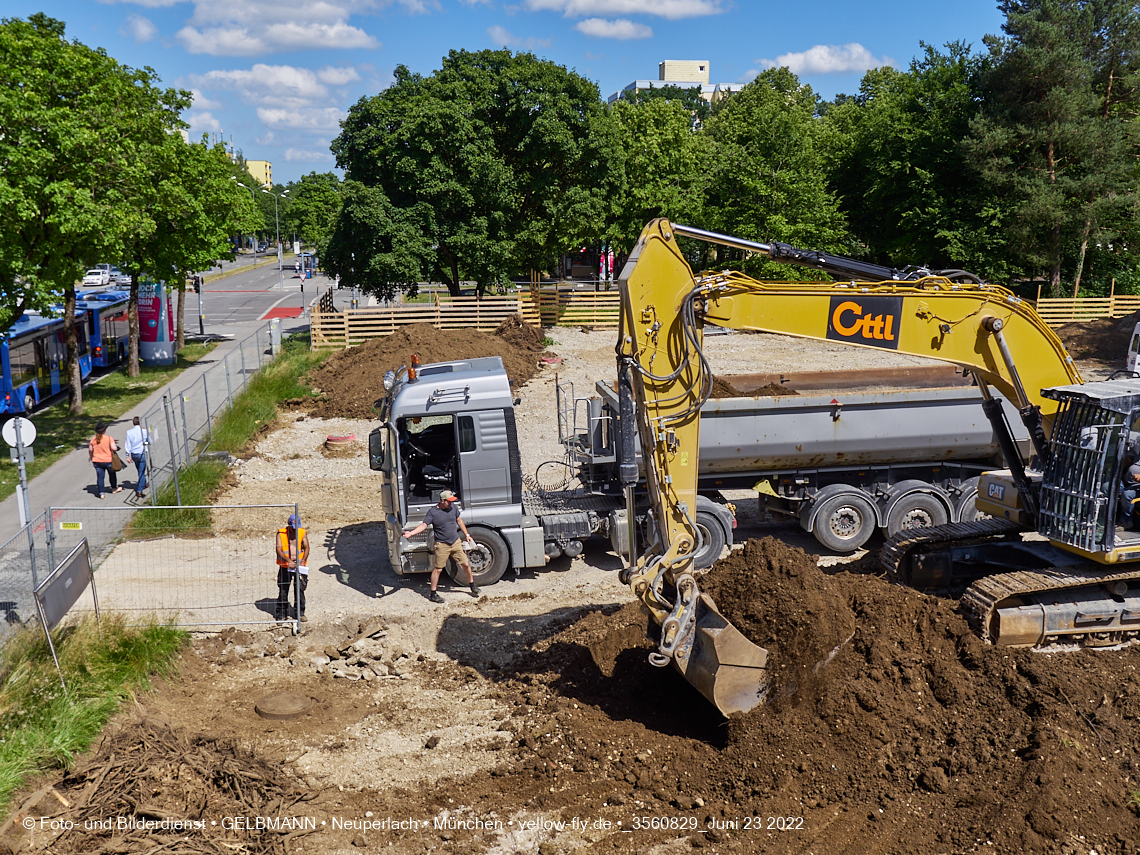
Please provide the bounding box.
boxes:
[878,518,1023,586]
[961,565,1140,646]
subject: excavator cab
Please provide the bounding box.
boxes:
[1037,381,1140,562]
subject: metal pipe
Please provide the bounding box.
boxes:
[163,395,182,506]
[985,318,1032,409]
[671,223,772,256]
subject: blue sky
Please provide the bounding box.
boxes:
[19,0,1008,185]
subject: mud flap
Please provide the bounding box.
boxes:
[671,594,769,716]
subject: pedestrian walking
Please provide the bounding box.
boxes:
[294,260,301,278]
[88,422,122,499]
[124,416,149,498]
[275,514,310,622]
[401,490,479,603]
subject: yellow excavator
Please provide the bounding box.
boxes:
[619,218,1140,717]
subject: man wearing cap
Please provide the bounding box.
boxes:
[275,514,310,622]
[402,490,479,603]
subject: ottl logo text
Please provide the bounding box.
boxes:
[826,296,903,350]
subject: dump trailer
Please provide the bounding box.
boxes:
[559,364,1031,552]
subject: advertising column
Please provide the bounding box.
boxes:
[138,279,175,365]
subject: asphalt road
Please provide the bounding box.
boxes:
[194,256,330,332]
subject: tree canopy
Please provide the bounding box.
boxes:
[331,49,622,296]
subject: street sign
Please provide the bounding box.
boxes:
[2,417,36,448]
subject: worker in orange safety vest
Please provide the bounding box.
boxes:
[275,514,310,623]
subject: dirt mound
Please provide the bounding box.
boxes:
[508,537,1140,854]
[1055,310,1139,364]
[301,321,549,419]
[710,378,797,399]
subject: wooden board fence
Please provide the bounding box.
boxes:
[1034,296,1140,326]
[309,287,622,348]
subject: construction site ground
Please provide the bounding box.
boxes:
[6,320,1140,855]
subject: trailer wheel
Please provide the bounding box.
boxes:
[955,478,989,522]
[813,492,876,553]
[885,492,949,537]
[693,510,728,569]
[448,528,509,587]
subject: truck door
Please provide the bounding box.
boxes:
[458,410,512,506]
[398,414,457,510]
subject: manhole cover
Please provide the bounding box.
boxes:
[255,691,315,720]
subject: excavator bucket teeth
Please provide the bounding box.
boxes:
[672,594,769,717]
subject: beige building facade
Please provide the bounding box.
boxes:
[607,61,746,105]
[245,160,272,188]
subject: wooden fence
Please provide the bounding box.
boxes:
[309,286,622,348]
[1034,295,1140,326]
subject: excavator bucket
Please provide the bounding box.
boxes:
[670,594,769,716]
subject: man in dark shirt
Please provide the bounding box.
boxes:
[402,490,479,602]
[1123,461,1140,529]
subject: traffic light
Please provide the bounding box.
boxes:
[193,276,202,294]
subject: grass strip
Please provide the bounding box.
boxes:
[0,344,216,507]
[139,333,326,535]
[0,614,186,812]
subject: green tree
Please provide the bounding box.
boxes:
[607,98,711,252]
[283,172,342,253]
[0,14,201,413]
[964,0,1140,296]
[331,49,622,296]
[116,136,261,378]
[825,44,1019,282]
[618,83,711,126]
[698,68,849,278]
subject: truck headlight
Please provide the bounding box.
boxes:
[383,370,396,391]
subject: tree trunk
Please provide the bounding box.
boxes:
[128,275,141,378]
[64,287,83,415]
[176,279,186,351]
[1046,136,1062,297]
[1072,215,1092,298]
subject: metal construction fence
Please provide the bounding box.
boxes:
[138,322,277,504]
[0,504,303,647]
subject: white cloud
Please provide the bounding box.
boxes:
[121,13,157,42]
[98,0,180,7]
[285,148,335,162]
[316,66,361,86]
[258,107,347,130]
[186,111,222,133]
[186,64,351,109]
[177,21,377,56]
[487,25,552,49]
[525,0,721,20]
[189,88,221,110]
[575,18,651,39]
[759,43,896,75]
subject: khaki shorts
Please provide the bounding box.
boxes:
[433,538,468,569]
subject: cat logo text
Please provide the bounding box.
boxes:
[826,296,903,350]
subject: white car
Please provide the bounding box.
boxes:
[83,269,110,286]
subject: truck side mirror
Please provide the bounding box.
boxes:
[368,427,385,472]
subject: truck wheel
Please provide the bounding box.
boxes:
[813,493,876,553]
[885,492,949,537]
[448,528,509,587]
[955,478,989,522]
[693,510,728,569]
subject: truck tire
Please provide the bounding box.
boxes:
[813,492,876,553]
[955,477,989,522]
[885,492,949,537]
[448,527,509,587]
[693,510,728,569]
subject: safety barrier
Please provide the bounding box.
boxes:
[0,503,305,649]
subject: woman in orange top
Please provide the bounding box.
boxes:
[88,422,122,499]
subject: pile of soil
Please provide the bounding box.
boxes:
[1055,310,1140,364]
[505,537,1140,853]
[710,378,797,399]
[301,318,549,419]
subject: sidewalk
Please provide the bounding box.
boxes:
[0,319,277,545]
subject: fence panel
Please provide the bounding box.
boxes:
[1034,295,1140,327]
[0,511,50,645]
[54,504,299,629]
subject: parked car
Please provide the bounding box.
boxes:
[83,269,110,286]
[108,267,125,285]
[257,241,268,252]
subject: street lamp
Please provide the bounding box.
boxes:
[262,187,290,292]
